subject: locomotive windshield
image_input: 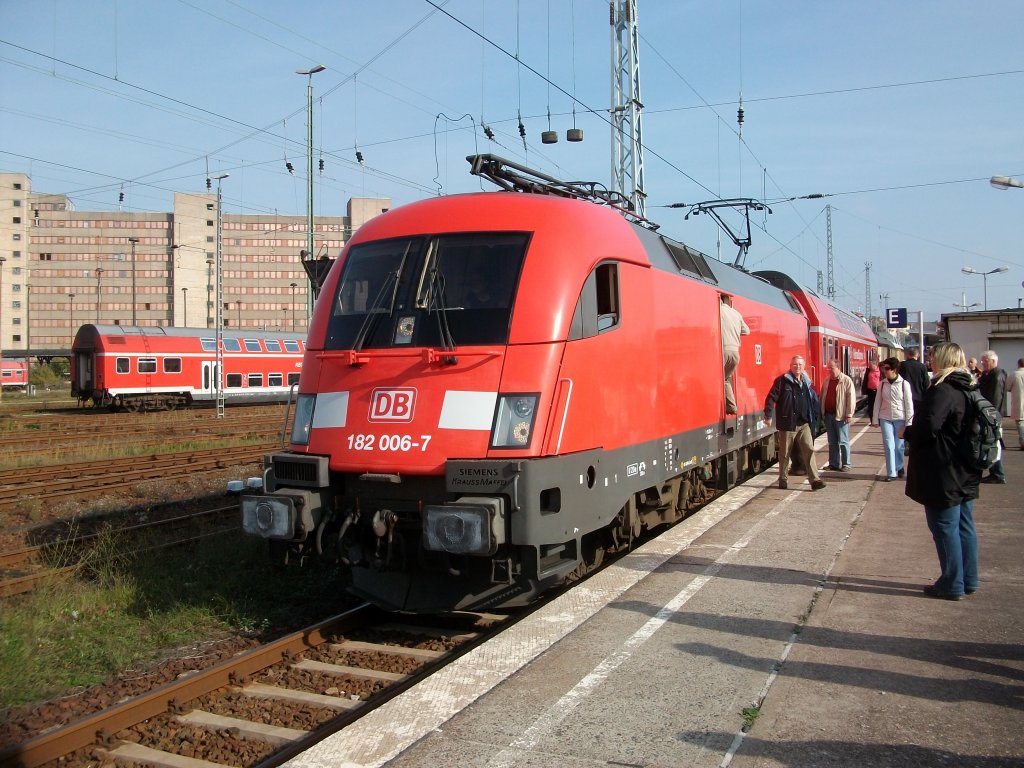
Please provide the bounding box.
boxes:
[325,232,528,350]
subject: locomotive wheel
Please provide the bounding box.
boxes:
[125,399,141,413]
[564,533,608,583]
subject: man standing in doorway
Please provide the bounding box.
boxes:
[821,359,856,472]
[764,355,826,491]
[720,294,750,415]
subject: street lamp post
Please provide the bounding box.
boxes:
[128,237,139,326]
[289,282,298,330]
[95,267,103,323]
[212,173,229,418]
[181,287,188,327]
[296,64,325,325]
[954,293,979,312]
[990,175,1024,190]
[961,266,1009,311]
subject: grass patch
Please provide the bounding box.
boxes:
[740,705,761,731]
[0,529,350,709]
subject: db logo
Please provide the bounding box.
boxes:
[369,388,416,422]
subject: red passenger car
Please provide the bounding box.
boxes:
[241,156,876,612]
[0,360,29,390]
[71,325,305,411]
[754,271,876,395]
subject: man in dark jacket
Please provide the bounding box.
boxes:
[764,355,825,491]
[978,350,1006,484]
[905,342,980,599]
[900,348,930,419]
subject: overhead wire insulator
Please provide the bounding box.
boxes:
[319,158,325,173]
[285,161,295,175]
[206,177,211,190]
[356,150,364,165]
[518,120,526,139]
[483,124,495,141]
[118,191,124,203]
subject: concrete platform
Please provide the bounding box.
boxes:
[288,417,1024,768]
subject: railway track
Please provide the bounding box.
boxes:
[0,444,273,513]
[0,505,240,598]
[0,605,511,767]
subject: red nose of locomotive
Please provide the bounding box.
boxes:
[292,350,514,475]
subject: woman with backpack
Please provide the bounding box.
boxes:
[904,341,980,601]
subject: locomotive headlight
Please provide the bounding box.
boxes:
[241,495,295,539]
[423,497,506,556]
[513,397,534,418]
[290,394,316,445]
[491,393,539,448]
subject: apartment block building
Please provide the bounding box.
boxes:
[0,171,390,357]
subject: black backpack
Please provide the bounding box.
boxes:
[958,388,1002,470]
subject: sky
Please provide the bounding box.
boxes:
[2,0,1023,323]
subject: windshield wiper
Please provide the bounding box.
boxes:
[425,266,458,364]
[351,269,399,353]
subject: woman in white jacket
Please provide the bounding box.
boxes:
[873,356,915,481]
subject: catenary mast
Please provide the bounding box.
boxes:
[610,0,646,218]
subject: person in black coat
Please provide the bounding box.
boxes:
[764,355,825,492]
[978,350,1007,484]
[899,348,930,421]
[904,341,980,600]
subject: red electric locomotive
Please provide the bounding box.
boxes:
[71,325,305,411]
[240,156,874,613]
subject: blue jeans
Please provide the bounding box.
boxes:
[879,419,905,478]
[824,413,851,468]
[924,500,979,596]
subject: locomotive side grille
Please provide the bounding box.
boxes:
[270,454,329,488]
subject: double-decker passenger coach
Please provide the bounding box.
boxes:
[72,325,305,411]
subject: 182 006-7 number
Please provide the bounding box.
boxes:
[346,434,433,452]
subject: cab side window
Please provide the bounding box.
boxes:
[569,262,620,340]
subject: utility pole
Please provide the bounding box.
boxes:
[826,204,835,300]
[95,267,103,323]
[212,174,229,418]
[297,65,325,325]
[864,262,872,323]
[128,237,139,325]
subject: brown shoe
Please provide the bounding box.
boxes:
[779,479,788,490]
[811,479,826,491]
